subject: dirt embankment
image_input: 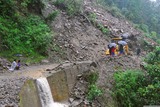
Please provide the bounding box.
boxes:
[42,0,142,62]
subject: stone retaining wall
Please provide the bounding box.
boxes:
[19,61,96,107]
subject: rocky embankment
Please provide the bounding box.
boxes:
[0,77,28,107]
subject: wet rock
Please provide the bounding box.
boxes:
[77,74,82,78]
[69,98,74,103]
[83,99,90,105]
[41,59,49,64]
[71,99,83,107]
[46,69,52,71]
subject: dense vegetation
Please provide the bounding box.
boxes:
[113,46,160,107]
[0,0,52,62]
[98,0,160,44]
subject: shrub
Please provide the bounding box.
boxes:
[66,0,83,16]
[54,0,65,6]
[87,84,103,101]
[144,46,160,64]
[109,6,123,18]
[86,72,99,84]
[97,24,109,35]
[46,10,59,21]
[88,13,97,25]
[113,68,160,107]
[54,0,83,16]
[137,64,160,105]
[85,72,103,101]
[113,70,144,107]
[113,47,160,107]
[0,15,51,55]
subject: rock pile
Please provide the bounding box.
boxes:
[0,77,28,107]
[0,58,10,72]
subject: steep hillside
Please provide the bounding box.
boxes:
[42,0,143,62]
[40,0,145,106]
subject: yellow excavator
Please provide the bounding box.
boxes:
[105,37,129,55]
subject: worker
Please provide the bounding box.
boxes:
[118,44,124,56]
[111,46,116,56]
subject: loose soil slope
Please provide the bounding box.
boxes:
[0,0,147,106]
[41,0,144,106]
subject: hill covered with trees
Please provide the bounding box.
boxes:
[99,0,160,44]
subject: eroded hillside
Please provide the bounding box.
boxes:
[41,0,144,62]
[40,0,145,106]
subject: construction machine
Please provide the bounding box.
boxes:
[105,37,129,55]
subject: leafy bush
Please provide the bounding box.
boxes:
[85,72,103,101]
[54,0,83,16]
[54,0,65,5]
[139,24,149,33]
[66,0,83,16]
[86,72,99,84]
[113,47,160,107]
[46,10,59,21]
[144,46,160,64]
[88,13,97,25]
[137,64,160,106]
[0,15,51,56]
[108,6,124,18]
[157,39,160,44]
[0,0,51,63]
[113,70,144,107]
[97,24,109,35]
[87,84,103,101]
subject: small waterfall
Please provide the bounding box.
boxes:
[36,77,68,107]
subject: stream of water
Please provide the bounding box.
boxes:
[36,77,68,107]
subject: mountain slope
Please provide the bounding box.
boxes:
[40,0,146,106]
